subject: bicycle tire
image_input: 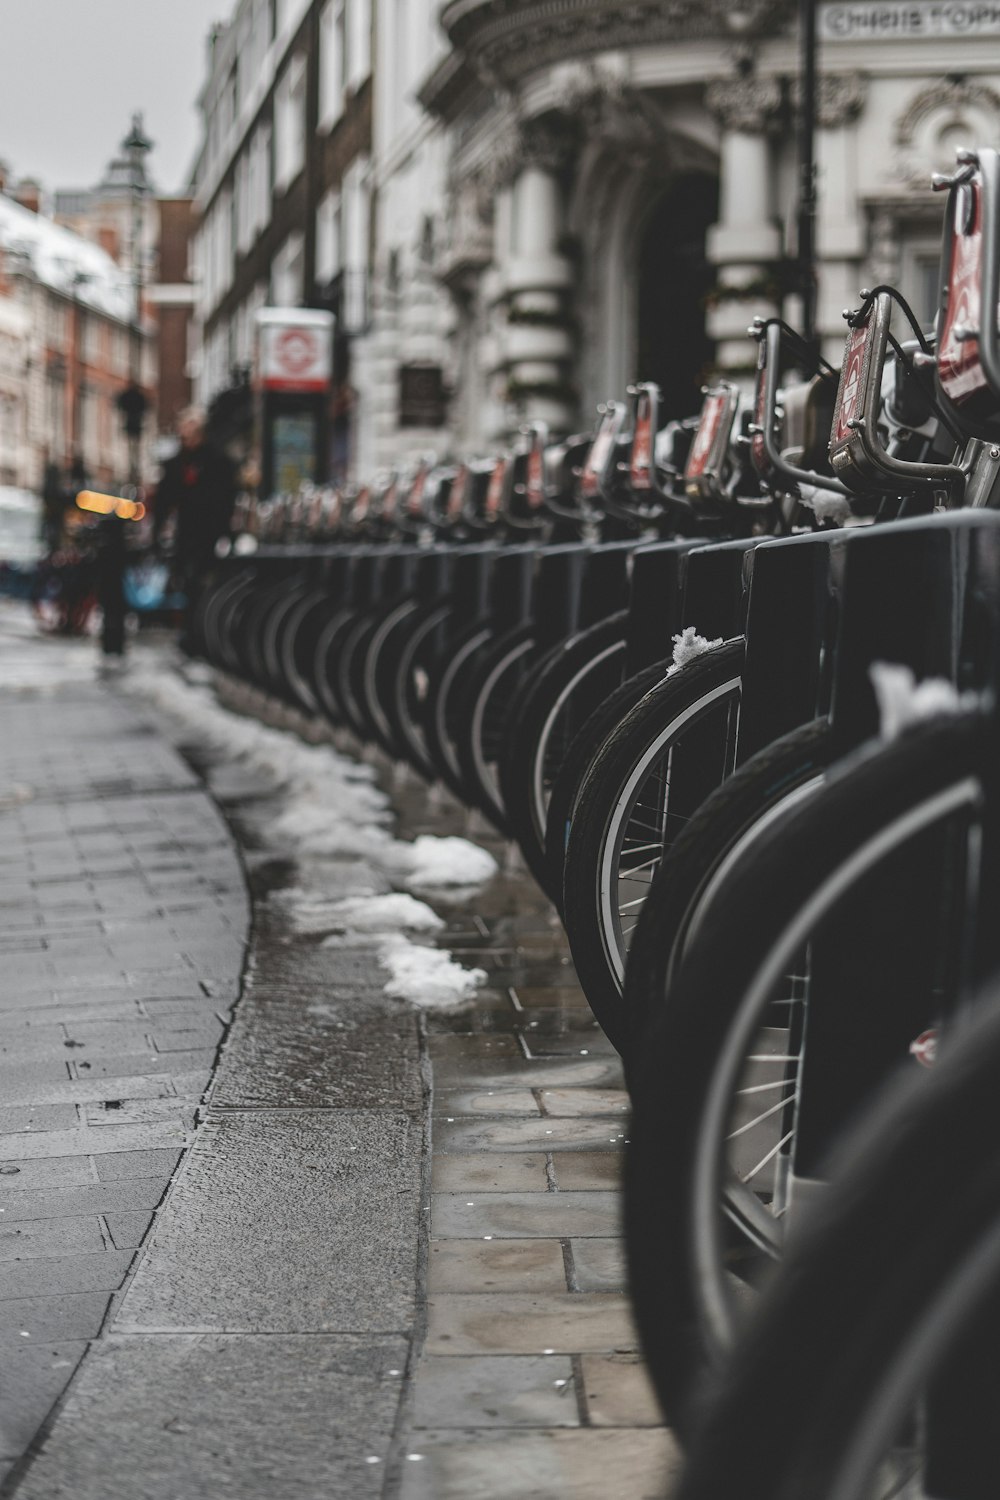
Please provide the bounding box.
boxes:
[562,641,745,1049]
[542,658,672,912]
[623,716,833,1058]
[452,623,537,833]
[499,613,629,893]
[677,982,1000,1500]
[625,709,990,1429]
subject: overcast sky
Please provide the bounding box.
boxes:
[0,0,225,198]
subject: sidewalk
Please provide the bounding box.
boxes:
[0,607,678,1498]
[0,620,249,1490]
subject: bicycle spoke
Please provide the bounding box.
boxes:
[727,1092,796,1142]
[741,1129,795,1185]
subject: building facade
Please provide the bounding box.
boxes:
[191,0,374,476]
[56,139,195,448]
[190,0,1000,486]
[0,186,149,493]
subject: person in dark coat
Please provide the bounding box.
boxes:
[154,407,236,653]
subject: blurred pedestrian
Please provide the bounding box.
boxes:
[40,462,67,553]
[153,408,236,655]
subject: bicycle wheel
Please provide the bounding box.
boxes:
[388,601,453,782]
[499,612,628,893]
[562,641,744,1048]
[542,659,672,912]
[422,620,493,802]
[623,716,833,1056]
[278,588,330,716]
[677,984,1000,1500]
[453,624,537,833]
[361,597,421,760]
[626,710,991,1428]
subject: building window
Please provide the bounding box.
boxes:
[347,0,372,92]
[274,54,306,193]
[272,232,304,307]
[315,189,343,286]
[319,0,347,130]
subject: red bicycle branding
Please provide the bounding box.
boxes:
[630,394,654,490]
[582,421,615,498]
[485,458,507,516]
[685,392,727,479]
[938,179,988,404]
[909,1029,938,1068]
[526,443,546,508]
[406,466,428,515]
[833,317,870,447]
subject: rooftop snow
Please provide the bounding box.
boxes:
[0,193,132,323]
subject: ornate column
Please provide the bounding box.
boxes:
[805,73,867,365]
[498,117,578,437]
[705,76,783,377]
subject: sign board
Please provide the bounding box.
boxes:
[820,1,1000,40]
[273,412,317,492]
[399,364,447,428]
[256,309,334,393]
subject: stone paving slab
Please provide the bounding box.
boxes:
[115,1110,421,1335]
[425,1293,639,1357]
[398,1427,681,1500]
[12,1334,408,1500]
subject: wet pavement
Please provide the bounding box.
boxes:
[0,624,249,1492]
[0,608,678,1498]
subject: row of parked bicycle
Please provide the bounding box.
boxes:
[197,147,1000,1496]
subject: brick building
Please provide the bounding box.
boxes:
[191,0,373,477]
[0,182,149,492]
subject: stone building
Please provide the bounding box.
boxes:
[0,186,145,492]
[409,0,1000,461]
[191,0,374,475]
[57,142,197,447]
[190,0,1000,483]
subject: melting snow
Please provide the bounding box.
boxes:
[869,661,975,740]
[666,625,724,677]
[799,486,853,525]
[125,654,494,1011]
[377,936,487,1011]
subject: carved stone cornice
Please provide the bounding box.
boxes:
[705,75,783,134]
[896,76,1000,146]
[789,72,867,129]
[894,77,1000,187]
[440,0,795,88]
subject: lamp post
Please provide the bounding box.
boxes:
[797,0,819,363]
[120,113,153,490]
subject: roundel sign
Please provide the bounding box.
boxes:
[257,311,334,393]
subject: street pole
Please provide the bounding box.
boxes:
[797,0,819,368]
[123,114,152,491]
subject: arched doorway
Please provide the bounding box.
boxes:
[635,172,719,419]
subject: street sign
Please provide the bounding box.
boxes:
[256,309,334,393]
[820,1,1000,40]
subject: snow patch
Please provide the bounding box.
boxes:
[124,652,495,1012]
[870,661,975,741]
[799,485,853,525]
[385,834,498,889]
[377,935,486,1011]
[317,893,444,937]
[667,626,724,677]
